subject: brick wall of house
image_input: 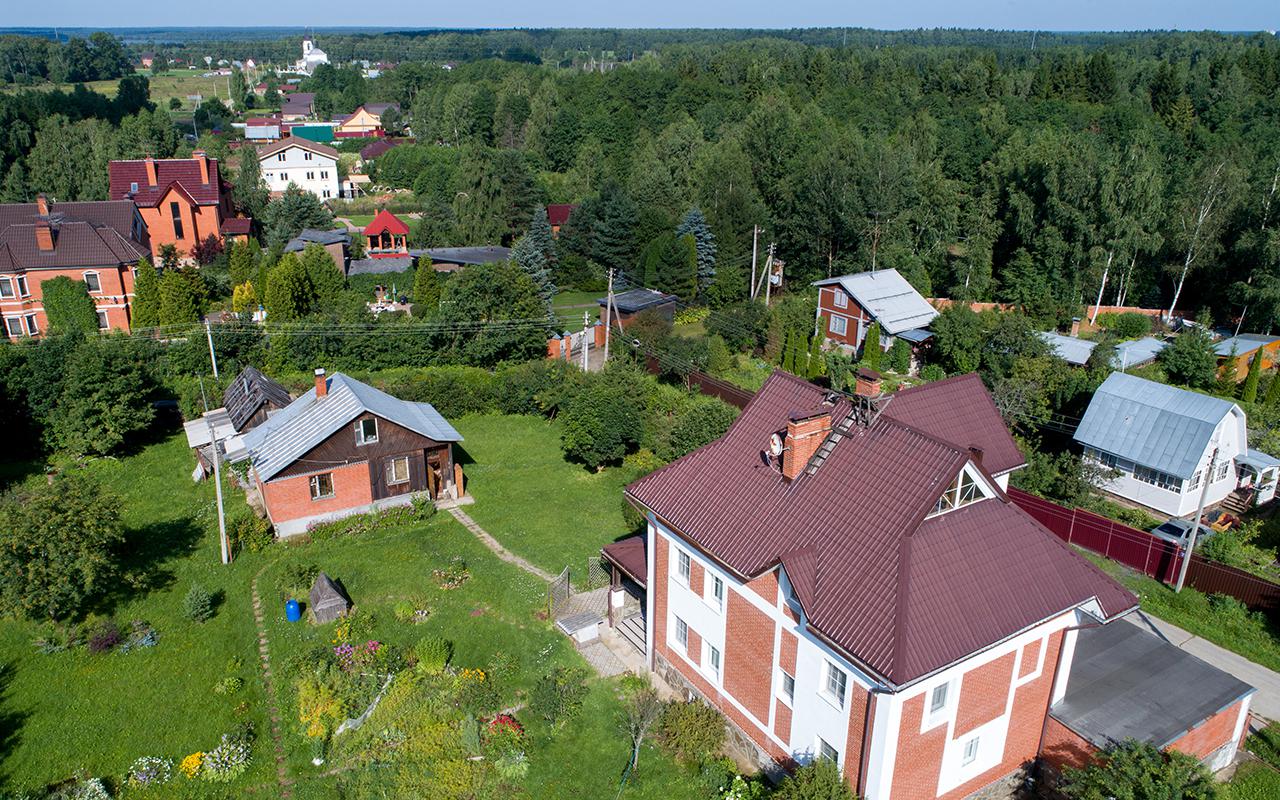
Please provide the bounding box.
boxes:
[1169,699,1245,760]
[890,630,1065,800]
[138,189,224,260]
[691,561,705,596]
[260,461,372,526]
[843,686,872,790]
[724,589,776,723]
[954,653,1017,736]
[2,265,137,338]
[1039,717,1096,773]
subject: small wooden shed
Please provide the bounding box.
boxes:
[309,572,352,624]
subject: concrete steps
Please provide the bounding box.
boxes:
[618,613,645,654]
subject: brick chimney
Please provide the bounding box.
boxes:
[314,368,327,397]
[854,367,882,398]
[781,412,832,481]
[194,150,210,184]
[35,220,54,251]
[35,193,49,216]
[145,157,157,186]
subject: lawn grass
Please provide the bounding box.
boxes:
[454,414,639,581]
[2,71,235,112]
[1084,553,1280,672]
[0,435,273,794]
[1228,762,1280,800]
[714,354,774,392]
[341,214,376,228]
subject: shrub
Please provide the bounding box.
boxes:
[658,700,725,764]
[279,562,320,601]
[231,514,274,553]
[1229,762,1280,800]
[494,750,530,781]
[86,619,122,654]
[432,556,471,589]
[457,667,500,716]
[183,583,216,623]
[773,758,854,800]
[127,756,173,787]
[117,619,159,652]
[721,774,770,800]
[920,363,946,382]
[413,634,453,675]
[203,731,253,782]
[529,665,590,728]
[665,398,738,460]
[214,676,244,695]
[887,338,912,373]
[393,595,432,623]
[1063,739,1215,800]
[698,756,737,794]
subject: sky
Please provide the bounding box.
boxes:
[9,0,1278,31]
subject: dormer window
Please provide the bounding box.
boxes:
[930,469,982,516]
[130,181,139,193]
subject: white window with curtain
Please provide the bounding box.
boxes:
[829,315,848,336]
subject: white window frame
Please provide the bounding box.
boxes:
[357,417,379,445]
[674,616,688,652]
[818,737,839,766]
[277,152,286,161]
[930,683,948,714]
[95,310,109,330]
[823,660,847,709]
[708,575,724,611]
[304,151,313,161]
[832,290,848,309]
[83,271,101,293]
[676,550,691,586]
[780,670,795,704]
[706,643,721,681]
[1189,469,1204,490]
[309,472,335,500]
[16,276,29,297]
[4,317,22,337]
[23,314,38,335]
[962,736,980,766]
[0,277,12,298]
[386,455,410,485]
[1212,460,1232,483]
[829,314,848,336]
[1134,464,1181,492]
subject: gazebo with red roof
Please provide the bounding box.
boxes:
[363,209,410,258]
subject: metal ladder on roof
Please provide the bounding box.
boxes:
[806,411,858,476]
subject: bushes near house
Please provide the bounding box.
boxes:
[658,700,726,765]
[529,665,590,729]
[183,583,216,623]
[1062,740,1215,800]
[772,758,855,800]
[413,634,454,675]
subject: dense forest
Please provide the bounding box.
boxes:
[3,29,1280,330]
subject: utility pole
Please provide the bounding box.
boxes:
[1176,446,1217,592]
[764,243,776,305]
[199,376,230,565]
[205,320,219,379]
[749,225,759,300]
[581,310,590,371]
[603,268,614,364]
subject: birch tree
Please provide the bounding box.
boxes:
[1167,159,1235,319]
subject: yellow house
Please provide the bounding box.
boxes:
[335,103,399,138]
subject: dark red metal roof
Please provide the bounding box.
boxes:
[883,373,1026,476]
[627,371,1135,686]
[108,157,226,208]
[0,200,149,270]
[602,535,647,587]
[546,203,576,226]
[220,218,253,235]
[364,209,410,237]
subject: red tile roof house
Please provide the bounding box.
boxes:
[0,195,150,338]
[363,209,410,258]
[620,370,1253,799]
[109,153,244,262]
[546,203,576,236]
[243,369,466,537]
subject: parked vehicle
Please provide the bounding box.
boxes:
[1150,519,1216,546]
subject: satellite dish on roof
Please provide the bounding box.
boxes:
[768,432,784,458]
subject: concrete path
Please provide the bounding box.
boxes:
[1125,610,1280,724]
[446,506,556,582]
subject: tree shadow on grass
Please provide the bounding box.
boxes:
[0,661,29,792]
[90,516,205,615]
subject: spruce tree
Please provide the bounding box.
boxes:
[527,206,557,269]
[1241,351,1262,404]
[300,243,344,310]
[412,260,443,314]
[228,240,254,286]
[511,233,556,308]
[131,258,161,328]
[158,269,199,325]
[675,207,716,294]
[654,233,697,299]
[862,322,883,370]
[1265,371,1280,407]
[807,334,826,379]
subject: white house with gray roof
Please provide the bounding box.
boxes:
[1074,373,1278,517]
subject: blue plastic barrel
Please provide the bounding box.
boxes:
[285,599,301,622]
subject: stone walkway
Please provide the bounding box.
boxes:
[251,567,293,797]
[446,506,556,581]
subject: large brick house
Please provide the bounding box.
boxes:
[0,195,150,338]
[622,370,1252,799]
[109,153,239,261]
[812,269,938,357]
[243,370,464,536]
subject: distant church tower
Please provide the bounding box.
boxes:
[302,37,314,58]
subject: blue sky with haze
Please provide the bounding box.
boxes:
[9,1,1278,31]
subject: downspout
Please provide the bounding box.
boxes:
[857,688,888,799]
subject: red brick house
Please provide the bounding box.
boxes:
[109,153,241,261]
[243,369,464,536]
[0,195,150,338]
[812,269,938,358]
[621,370,1253,799]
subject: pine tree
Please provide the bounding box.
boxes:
[675,207,716,294]
[158,269,199,325]
[131,258,161,328]
[263,253,313,322]
[653,233,697,299]
[228,240,254,286]
[862,322,883,370]
[412,260,442,314]
[1242,351,1263,404]
[300,243,344,310]
[511,233,556,308]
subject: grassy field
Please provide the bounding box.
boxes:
[454,414,639,580]
[0,435,273,794]
[552,291,602,328]
[1,70,264,113]
[1085,553,1280,672]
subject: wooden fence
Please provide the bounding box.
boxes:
[642,356,756,409]
[1008,487,1280,613]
